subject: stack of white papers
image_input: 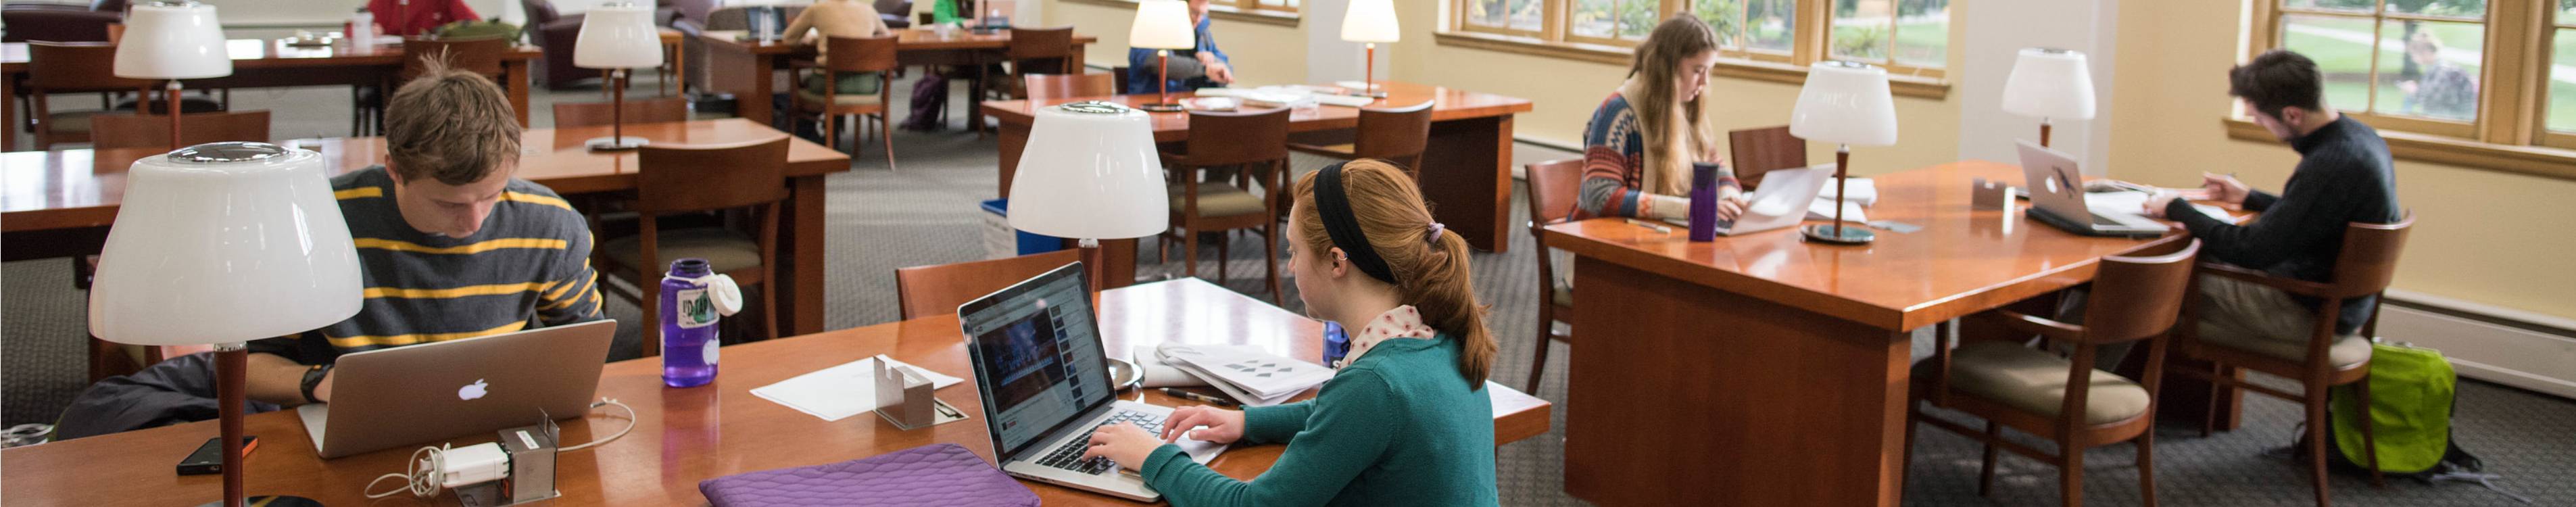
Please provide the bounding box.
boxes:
[752,357,964,422]
[1155,344,1333,407]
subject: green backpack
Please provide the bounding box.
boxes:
[2318,342,2529,502]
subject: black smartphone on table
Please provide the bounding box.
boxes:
[178,436,257,475]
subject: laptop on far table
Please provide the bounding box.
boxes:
[2016,140,2168,237]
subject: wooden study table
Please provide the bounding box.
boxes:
[1,39,543,151]
[1543,161,2200,506]
[695,28,1097,126]
[979,82,1536,254]
[0,119,852,337]
[0,277,1552,506]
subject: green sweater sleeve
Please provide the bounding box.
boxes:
[1240,400,1315,445]
[1136,370,1406,507]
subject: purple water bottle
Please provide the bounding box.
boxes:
[1687,162,1721,242]
[662,258,721,387]
[1323,321,1351,367]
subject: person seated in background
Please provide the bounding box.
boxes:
[52,58,604,440]
[2398,31,2478,120]
[1575,15,1743,222]
[784,0,895,103]
[1124,0,1234,95]
[366,0,482,37]
[1079,160,1503,505]
[2137,49,2402,362]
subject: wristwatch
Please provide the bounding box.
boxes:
[300,364,333,404]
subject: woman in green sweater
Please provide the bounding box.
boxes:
[1082,159,1503,506]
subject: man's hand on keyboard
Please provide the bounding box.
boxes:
[1081,422,1161,472]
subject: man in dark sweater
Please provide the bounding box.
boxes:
[2144,49,2402,366]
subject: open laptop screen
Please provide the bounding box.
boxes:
[958,262,1115,458]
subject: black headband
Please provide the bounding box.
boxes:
[1314,162,1399,285]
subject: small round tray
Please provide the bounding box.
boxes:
[1107,358,1144,391]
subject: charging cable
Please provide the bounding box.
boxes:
[360,397,639,499]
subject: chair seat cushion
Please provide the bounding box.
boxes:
[1551,282,1572,308]
[2200,328,2373,368]
[796,87,885,109]
[1920,341,2152,425]
[602,227,764,274]
[1169,184,1268,218]
[45,111,95,134]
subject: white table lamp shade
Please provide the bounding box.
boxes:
[1790,61,1899,147]
[1129,1,1197,51]
[1341,0,1401,43]
[2001,48,2097,120]
[88,143,364,346]
[114,2,233,80]
[1008,104,1171,240]
[577,3,665,69]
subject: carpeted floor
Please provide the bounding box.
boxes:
[7,71,2572,506]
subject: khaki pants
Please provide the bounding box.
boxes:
[2053,272,2319,369]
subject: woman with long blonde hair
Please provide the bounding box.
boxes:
[1577,14,1743,221]
[1080,159,1502,505]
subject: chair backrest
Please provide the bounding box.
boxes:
[1183,107,1292,166]
[633,137,792,214]
[893,249,1084,320]
[402,37,510,80]
[552,97,691,128]
[1351,101,1435,166]
[1004,26,1074,70]
[2327,213,2414,299]
[522,0,561,25]
[824,35,901,73]
[1021,72,1115,101]
[918,12,936,25]
[2079,239,2202,343]
[1524,159,1586,228]
[1111,66,1131,94]
[1727,125,1805,191]
[26,42,147,91]
[874,0,910,16]
[87,110,273,149]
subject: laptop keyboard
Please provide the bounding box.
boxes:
[1034,410,1164,475]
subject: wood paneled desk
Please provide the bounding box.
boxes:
[0,277,1551,506]
[979,82,1536,254]
[0,119,852,337]
[1543,161,2199,506]
[695,28,1097,126]
[1,39,543,151]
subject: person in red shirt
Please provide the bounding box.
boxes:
[366,0,482,37]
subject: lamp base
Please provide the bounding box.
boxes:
[1137,103,1186,112]
[585,136,651,151]
[1801,224,1876,245]
[197,495,323,507]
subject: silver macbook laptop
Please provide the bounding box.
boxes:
[297,320,616,458]
[2016,140,2166,237]
[1658,165,1835,235]
[959,262,1171,502]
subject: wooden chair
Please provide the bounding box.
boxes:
[1111,66,1132,94]
[1000,26,1075,96]
[26,41,151,149]
[789,35,900,170]
[2173,215,2413,507]
[551,97,691,128]
[1520,158,1585,393]
[357,37,513,136]
[85,110,272,150]
[1021,72,1116,101]
[593,137,793,357]
[893,249,1084,320]
[1910,239,2201,507]
[1158,107,1292,304]
[1288,101,1435,176]
[1726,125,1805,191]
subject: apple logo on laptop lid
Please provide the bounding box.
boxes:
[458,379,489,401]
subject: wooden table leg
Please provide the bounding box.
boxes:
[777,174,829,336]
[995,118,1031,199]
[504,60,532,127]
[3,72,17,152]
[1417,114,1514,252]
[1565,258,1910,506]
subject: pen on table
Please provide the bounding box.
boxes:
[1622,218,1673,234]
[1161,387,1240,407]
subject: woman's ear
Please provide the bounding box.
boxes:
[1326,247,1351,279]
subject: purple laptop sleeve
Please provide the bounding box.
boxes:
[698,443,1042,507]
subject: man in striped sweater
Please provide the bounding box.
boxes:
[55,59,603,438]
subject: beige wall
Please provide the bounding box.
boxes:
[2110,0,2576,320]
[1050,1,1311,87]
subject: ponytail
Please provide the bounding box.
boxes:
[1293,160,1499,388]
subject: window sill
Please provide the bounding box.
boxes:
[1432,31,1951,99]
[2222,118,2576,181]
[1061,0,1301,27]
